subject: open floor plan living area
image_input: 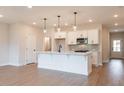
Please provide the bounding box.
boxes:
[0,6,124,86]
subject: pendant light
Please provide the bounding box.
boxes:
[43,18,47,33]
[73,12,77,31]
[57,15,61,32]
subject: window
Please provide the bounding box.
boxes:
[113,40,121,52]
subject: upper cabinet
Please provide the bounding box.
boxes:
[88,29,99,44]
[77,31,88,38]
[55,29,99,45]
[67,32,77,45]
[54,32,66,39]
[67,31,88,45]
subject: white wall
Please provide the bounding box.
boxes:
[9,24,20,66]
[0,23,9,66]
[9,23,43,66]
[0,23,43,66]
[102,26,110,63]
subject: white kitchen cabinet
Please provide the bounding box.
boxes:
[38,52,93,76]
[91,51,99,66]
[67,32,77,45]
[67,31,88,45]
[77,31,88,38]
[88,29,99,44]
[87,54,92,74]
[54,32,66,39]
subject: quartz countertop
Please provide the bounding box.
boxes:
[36,50,94,56]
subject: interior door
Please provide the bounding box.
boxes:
[111,39,123,58]
[25,34,36,64]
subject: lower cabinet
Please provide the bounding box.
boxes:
[38,53,93,76]
[67,32,77,45]
[91,51,99,66]
[87,54,92,75]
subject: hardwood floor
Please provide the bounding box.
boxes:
[0,59,124,86]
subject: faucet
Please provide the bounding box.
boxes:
[58,44,62,52]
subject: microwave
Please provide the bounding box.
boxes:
[76,38,88,44]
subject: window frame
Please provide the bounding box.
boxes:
[112,40,121,52]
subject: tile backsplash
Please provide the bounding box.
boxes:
[69,44,99,51]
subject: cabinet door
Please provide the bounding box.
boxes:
[67,32,77,45]
[83,31,88,38]
[87,55,92,74]
[76,31,88,38]
[88,29,99,44]
[54,32,60,38]
[76,31,83,38]
[92,51,98,66]
[54,32,66,39]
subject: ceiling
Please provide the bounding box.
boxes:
[0,6,124,32]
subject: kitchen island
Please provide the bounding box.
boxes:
[37,51,93,76]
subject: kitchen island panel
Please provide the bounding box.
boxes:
[38,52,92,76]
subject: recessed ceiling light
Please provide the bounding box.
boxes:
[73,26,77,31]
[89,19,93,22]
[113,14,118,18]
[53,24,57,27]
[33,22,36,25]
[43,29,47,33]
[0,14,3,18]
[27,6,32,8]
[114,23,118,26]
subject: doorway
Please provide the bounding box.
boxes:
[110,32,124,59]
[25,33,36,64]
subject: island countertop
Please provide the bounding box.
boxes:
[36,50,94,56]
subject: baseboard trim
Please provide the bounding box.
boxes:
[99,63,103,66]
[110,57,124,59]
[0,62,36,67]
[0,63,8,66]
[103,59,110,63]
[8,63,20,66]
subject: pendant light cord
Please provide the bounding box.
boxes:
[44,18,47,30]
[74,12,77,27]
[57,15,60,28]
